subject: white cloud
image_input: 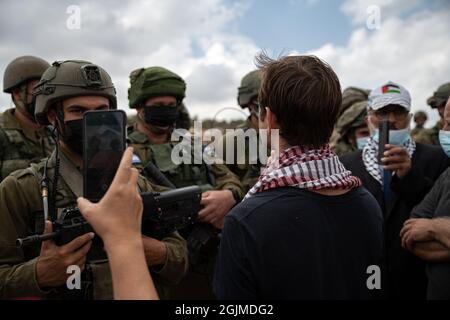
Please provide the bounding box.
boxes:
[1,0,448,127]
[310,1,450,126]
[0,0,258,119]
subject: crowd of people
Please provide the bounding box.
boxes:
[0,53,449,300]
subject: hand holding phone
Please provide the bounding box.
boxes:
[83,110,127,202]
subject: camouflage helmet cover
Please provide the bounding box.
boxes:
[340,86,370,116]
[237,70,261,108]
[335,100,368,137]
[427,82,450,108]
[128,66,186,108]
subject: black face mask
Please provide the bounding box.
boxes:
[61,119,83,155]
[143,105,179,127]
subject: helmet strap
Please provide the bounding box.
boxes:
[13,84,36,122]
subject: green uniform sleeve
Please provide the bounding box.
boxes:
[152,231,188,286]
[0,174,46,298]
[137,176,187,286]
[210,163,245,202]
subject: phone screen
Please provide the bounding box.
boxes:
[378,119,390,162]
[83,110,126,202]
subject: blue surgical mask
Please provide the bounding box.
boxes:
[439,130,450,157]
[356,136,369,150]
[372,128,411,146]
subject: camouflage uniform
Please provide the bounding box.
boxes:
[330,100,368,157]
[411,111,428,142]
[215,70,266,192]
[0,149,187,299]
[414,83,450,145]
[0,60,188,299]
[1,56,55,181]
[127,66,244,299]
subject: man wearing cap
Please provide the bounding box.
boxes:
[1,56,56,181]
[341,81,450,299]
[215,70,267,192]
[330,100,370,157]
[415,83,450,145]
[0,60,187,299]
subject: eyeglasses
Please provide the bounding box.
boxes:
[369,108,410,121]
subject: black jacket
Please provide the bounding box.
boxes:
[340,143,450,299]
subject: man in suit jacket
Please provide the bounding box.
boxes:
[340,81,450,299]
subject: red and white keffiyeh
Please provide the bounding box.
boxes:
[244,145,361,199]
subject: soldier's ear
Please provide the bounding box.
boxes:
[267,108,279,130]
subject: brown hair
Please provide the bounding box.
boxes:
[256,53,342,148]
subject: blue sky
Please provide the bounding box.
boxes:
[235,0,352,52]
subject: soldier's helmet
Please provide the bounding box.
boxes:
[340,86,370,116]
[414,111,428,121]
[335,100,368,138]
[128,66,186,108]
[33,60,117,125]
[3,55,50,93]
[427,82,450,109]
[237,70,261,108]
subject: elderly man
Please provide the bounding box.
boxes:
[341,82,450,299]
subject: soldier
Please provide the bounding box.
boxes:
[1,56,56,181]
[411,110,428,142]
[0,60,187,299]
[330,100,369,157]
[127,66,244,299]
[215,70,266,192]
[415,83,450,145]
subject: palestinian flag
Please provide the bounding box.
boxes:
[382,84,401,94]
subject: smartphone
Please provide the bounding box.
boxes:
[83,110,127,202]
[378,119,389,162]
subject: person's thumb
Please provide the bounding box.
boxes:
[77,197,93,221]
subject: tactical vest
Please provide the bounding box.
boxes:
[149,143,214,192]
[128,128,215,192]
[13,156,112,300]
[0,114,55,181]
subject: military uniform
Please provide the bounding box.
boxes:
[414,83,450,145]
[330,100,368,157]
[216,117,263,192]
[1,55,53,181]
[213,69,267,192]
[0,149,187,299]
[413,120,443,145]
[127,66,244,299]
[0,108,55,181]
[128,128,244,198]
